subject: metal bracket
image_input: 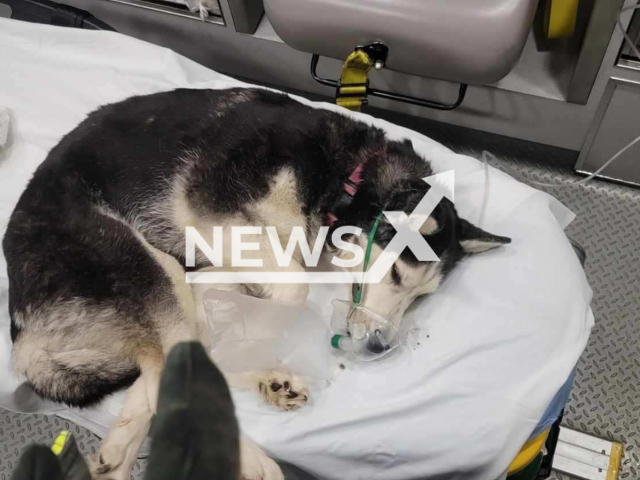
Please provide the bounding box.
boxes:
[359,42,389,71]
[310,49,467,111]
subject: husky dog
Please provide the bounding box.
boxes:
[3,88,510,480]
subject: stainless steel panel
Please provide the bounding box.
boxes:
[227,0,263,34]
[576,77,640,185]
[566,0,626,103]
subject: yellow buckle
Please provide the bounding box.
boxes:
[336,49,374,111]
[51,430,70,455]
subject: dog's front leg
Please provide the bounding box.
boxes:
[91,374,155,480]
[224,369,309,411]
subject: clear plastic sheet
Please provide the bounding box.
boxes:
[203,289,336,384]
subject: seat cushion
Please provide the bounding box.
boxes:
[264,0,538,84]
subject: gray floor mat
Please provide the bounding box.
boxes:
[1,117,639,480]
[0,412,145,479]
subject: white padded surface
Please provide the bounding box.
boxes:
[0,19,593,480]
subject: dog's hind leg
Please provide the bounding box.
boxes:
[240,436,285,480]
[92,243,193,480]
[7,206,201,480]
[141,242,196,410]
[92,374,153,480]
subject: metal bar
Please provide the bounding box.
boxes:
[367,83,467,111]
[310,54,467,111]
[558,427,614,456]
[553,455,608,480]
[309,54,339,88]
[556,443,611,470]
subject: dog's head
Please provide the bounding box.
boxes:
[328,167,510,353]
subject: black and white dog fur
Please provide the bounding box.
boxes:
[3,88,510,480]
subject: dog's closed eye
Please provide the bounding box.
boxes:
[391,265,402,286]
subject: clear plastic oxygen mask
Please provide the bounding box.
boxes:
[330,300,400,360]
[329,212,400,361]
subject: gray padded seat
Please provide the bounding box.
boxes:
[264,0,538,85]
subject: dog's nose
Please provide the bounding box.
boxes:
[365,335,386,355]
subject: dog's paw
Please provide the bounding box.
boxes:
[89,454,131,480]
[241,439,285,480]
[90,442,134,480]
[255,369,309,411]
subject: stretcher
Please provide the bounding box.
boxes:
[0,14,593,480]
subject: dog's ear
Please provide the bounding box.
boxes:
[458,218,511,254]
[417,216,440,235]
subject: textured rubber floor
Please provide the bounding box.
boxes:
[0,412,146,479]
[468,152,640,480]
[1,117,638,480]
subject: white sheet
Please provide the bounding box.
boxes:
[0,18,594,480]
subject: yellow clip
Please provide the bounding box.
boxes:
[336,49,374,112]
[51,430,70,456]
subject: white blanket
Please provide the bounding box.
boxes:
[0,18,593,480]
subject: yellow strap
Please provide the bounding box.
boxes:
[336,49,374,111]
[545,0,579,39]
[51,430,70,455]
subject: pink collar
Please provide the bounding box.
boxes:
[326,163,366,227]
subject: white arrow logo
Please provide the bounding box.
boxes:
[365,171,454,284]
